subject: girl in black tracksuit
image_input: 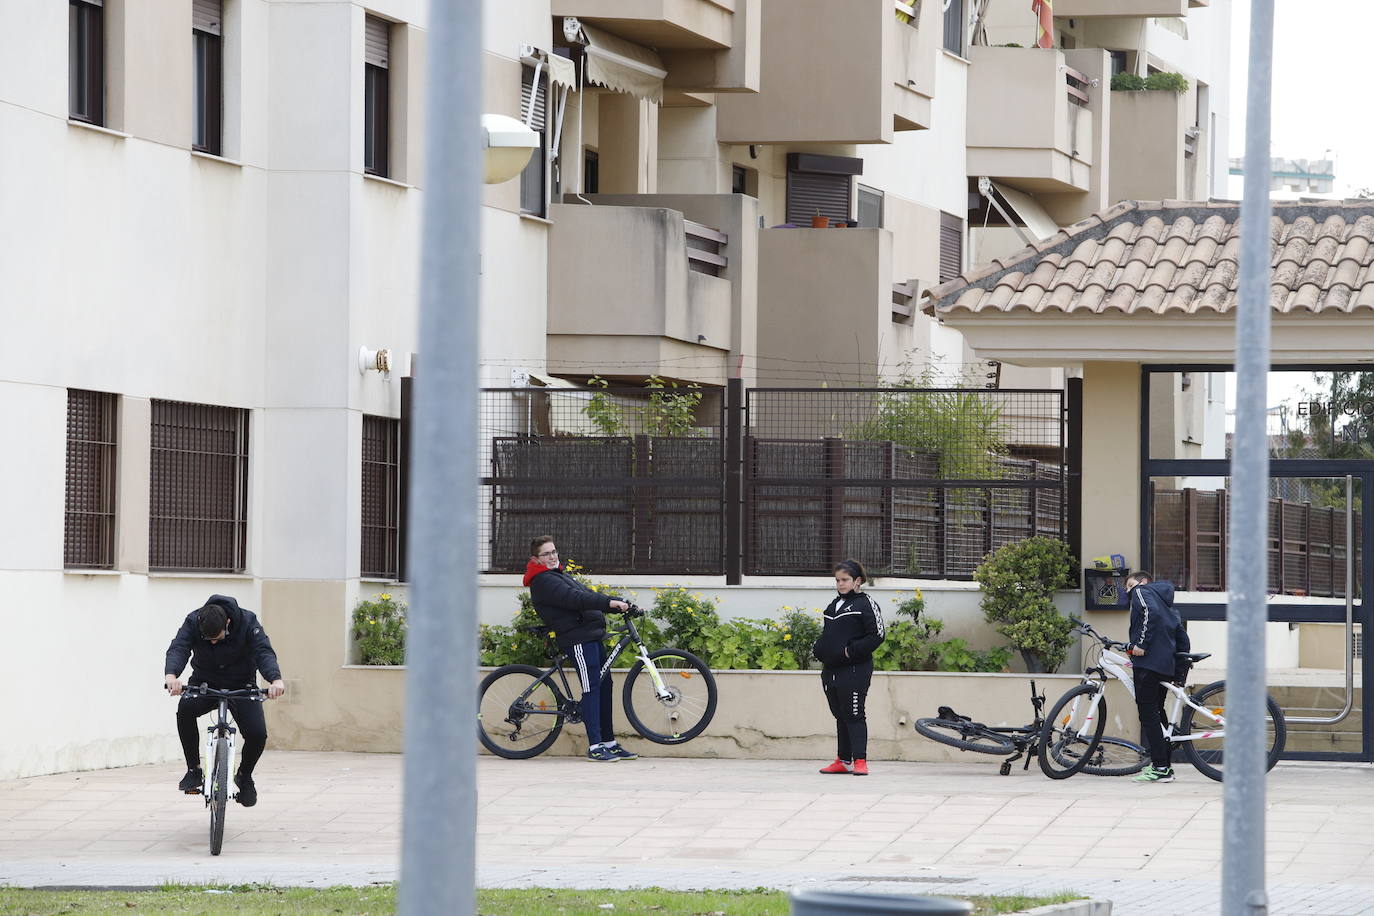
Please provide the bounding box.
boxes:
[812,559,885,776]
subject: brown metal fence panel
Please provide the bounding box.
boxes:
[361,415,400,579]
[149,400,249,573]
[64,389,117,569]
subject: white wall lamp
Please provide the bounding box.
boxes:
[482,113,538,184]
[359,346,392,375]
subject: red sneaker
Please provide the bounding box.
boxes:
[851,759,869,776]
[818,759,852,774]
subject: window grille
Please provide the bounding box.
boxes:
[65,389,117,569]
[149,400,249,573]
[362,415,401,579]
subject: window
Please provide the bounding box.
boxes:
[785,152,861,227]
[192,0,223,154]
[69,0,104,125]
[364,16,390,177]
[584,148,599,194]
[732,165,747,195]
[149,400,249,573]
[65,390,117,569]
[520,65,548,215]
[362,416,401,579]
[939,212,964,283]
[1108,50,1128,76]
[857,185,884,228]
[942,0,964,55]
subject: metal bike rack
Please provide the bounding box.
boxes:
[1282,474,1357,726]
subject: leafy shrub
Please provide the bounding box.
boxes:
[871,591,1011,673]
[974,536,1075,673]
[1110,72,1145,91]
[353,593,407,666]
[583,375,704,437]
[779,607,824,670]
[650,587,720,656]
[1143,71,1190,92]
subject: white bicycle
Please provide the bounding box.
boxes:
[1043,619,1287,782]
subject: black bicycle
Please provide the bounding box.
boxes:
[478,606,718,759]
[914,680,1143,778]
[176,685,265,855]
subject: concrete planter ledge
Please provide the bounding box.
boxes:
[1016,900,1112,916]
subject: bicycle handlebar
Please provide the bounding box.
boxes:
[1069,618,1131,651]
[167,684,267,701]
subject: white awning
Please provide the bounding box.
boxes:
[990,181,1060,241]
[578,24,666,104]
[546,53,577,89]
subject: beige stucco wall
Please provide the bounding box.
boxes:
[1081,362,1141,570]
[1109,90,1188,205]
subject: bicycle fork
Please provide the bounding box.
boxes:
[203,720,237,801]
[632,645,674,700]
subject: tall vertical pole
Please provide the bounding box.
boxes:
[398,0,481,913]
[1224,1,1274,914]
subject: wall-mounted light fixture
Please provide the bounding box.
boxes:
[482,113,539,184]
[359,346,392,375]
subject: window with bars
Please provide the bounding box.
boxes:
[520,65,548,215]
[149,400,249,573]
[361,415,401,579]
[364,16,390,177]
[69,0,104,125]
[65,390,117,569]
[192,0,223,155]
[939,211,964,283]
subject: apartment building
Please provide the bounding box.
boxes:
[1,0,424,778]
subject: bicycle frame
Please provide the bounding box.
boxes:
[1077,638,1227,746]
[203,698,237,800]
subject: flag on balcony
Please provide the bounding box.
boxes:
[1031,0,1054,49]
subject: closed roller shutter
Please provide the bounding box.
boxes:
[366,16,389,68]
[192,0,220,35]
[786,171,851,226]
[939,212,964,283]
[520,67,547,131]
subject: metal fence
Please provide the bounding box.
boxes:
[479,385,1068,579]
[1151,485,1362,597]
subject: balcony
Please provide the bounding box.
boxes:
[1108,88,1204,203]
[1052,0,1188,16]
[966,47,1103,198]
[546,195,757,386]
[554,0,760,92]
[715,0,936,144]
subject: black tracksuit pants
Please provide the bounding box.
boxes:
[1133,666,1172,770]
[821,660,872,762]
[177,692,268,777]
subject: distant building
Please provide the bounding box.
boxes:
[1228,156,1336,197]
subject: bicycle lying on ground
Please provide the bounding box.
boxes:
[1044,619,1288,782]
[478,606,718,759]
[913,680,1146,778]
[175,684,266,855]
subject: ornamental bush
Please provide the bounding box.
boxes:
[352,593,407,666]
[973,536,1075,673]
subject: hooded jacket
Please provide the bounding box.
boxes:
[525,560,616,649]
[1126,580,1187,677]
[812,592,885,667]
[164,595,283,688]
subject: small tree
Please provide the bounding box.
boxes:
[583,375,703,437]
[974,536,1075,673]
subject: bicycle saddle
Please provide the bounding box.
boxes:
[937,706,971,723]
[1176,652,1211,662]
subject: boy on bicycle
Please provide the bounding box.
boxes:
[524,535,637,762]
[1124,571,1188,784]
[165,595,285,806]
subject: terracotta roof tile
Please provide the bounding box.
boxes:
[928,200,1374,317]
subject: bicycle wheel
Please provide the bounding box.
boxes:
[1038,684,1107,779]
[1180,680,1287,782]
[1080,736,1149,777]
[913,718,1018,755]
[478,665,567,759]
[622,649,717,744]
[209,736,228,856]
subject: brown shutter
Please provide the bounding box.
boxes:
[65,389,117,569]
[362,415,401,579]
[192,0,221,35]
[786,171,851,226]
[149,400,249,573]
[365,16,389,68]
[939,212,964,283]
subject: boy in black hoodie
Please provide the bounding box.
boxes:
[812,559,885,776]
[524,535,636,762]
[1124,571,1187,783]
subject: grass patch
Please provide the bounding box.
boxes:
[0,884,1082,915]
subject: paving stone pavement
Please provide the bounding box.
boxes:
[2,752,1373,914]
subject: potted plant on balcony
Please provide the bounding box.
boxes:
[811,209,830,229]
[974,536,1075,673]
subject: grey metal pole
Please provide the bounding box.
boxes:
[398,0,481,913]
[1224,0,1274,913]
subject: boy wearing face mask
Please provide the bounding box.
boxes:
[811,559,885,776]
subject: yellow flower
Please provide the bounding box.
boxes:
[784,633,792,641]
[380,593,392,600]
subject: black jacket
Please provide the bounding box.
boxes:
[165,595,283,688]
[1126,581,1186,677]
[812,592,885,667]
[529,568,616,648]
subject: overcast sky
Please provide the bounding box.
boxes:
[1229,1,1374,197]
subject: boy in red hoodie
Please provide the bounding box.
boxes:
[523,535,637,762]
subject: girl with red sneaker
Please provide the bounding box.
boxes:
[811,559,885,776]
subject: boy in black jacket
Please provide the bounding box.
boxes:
[1124,571,1187,783]
[524,535,636,762]
[812,559,885,776]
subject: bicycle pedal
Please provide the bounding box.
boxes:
[184,788,202,795]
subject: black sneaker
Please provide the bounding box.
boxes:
[234,771,258,806]
[587,746,620,762]
[607,745,639,760]
[178,767,203,794]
